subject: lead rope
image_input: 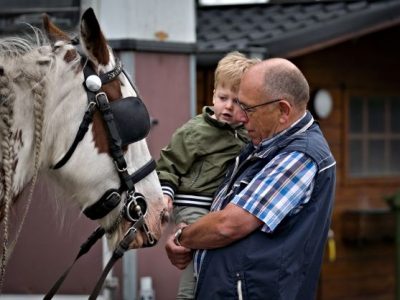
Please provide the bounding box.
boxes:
[88,216,144,300]
[43,227,105,300]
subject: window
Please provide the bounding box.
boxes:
[348,95,400,178]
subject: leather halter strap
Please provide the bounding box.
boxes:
[51,59,123,170]
[83,159,156,220]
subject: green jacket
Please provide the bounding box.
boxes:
[157,106,248,208]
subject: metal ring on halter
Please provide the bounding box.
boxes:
[124,193,148,222]
[114,161,127,172]
[95,91,108,104]
[87,101,97,111]
[123,225,138,241]
[106,191,121,202]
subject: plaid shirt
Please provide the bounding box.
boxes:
[214,150,317,232]
[194,149,317,279]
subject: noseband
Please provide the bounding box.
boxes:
[45,42,158,299]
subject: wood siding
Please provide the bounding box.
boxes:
[293,25,400,300]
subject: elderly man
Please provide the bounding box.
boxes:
[165,58,336,300]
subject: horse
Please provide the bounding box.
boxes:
[0,7,169,296]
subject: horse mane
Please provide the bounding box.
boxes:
[0,28,57,280]
[0,27,51,215]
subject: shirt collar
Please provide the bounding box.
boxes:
[256,111,312,150]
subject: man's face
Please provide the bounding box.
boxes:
[212,85,242,125]
[237,70,281,145]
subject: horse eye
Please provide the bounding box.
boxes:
[37,58,51,66]
[53,41,64,51]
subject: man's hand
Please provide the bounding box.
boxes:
[165,231,192,270]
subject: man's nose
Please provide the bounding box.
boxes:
[237,109,248,123]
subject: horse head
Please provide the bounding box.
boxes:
[0,8,168,252]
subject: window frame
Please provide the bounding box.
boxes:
[344,88,400,185]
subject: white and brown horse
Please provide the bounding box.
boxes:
[0,7,168,293]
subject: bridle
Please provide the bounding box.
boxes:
[44,41,158,299]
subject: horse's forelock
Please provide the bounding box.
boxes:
[0,32,82,80]
[0,38,35,58]
[0,26,49,59]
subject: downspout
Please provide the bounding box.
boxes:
[386,192,400,300]
[119,51,138,300]
[189,54,197,117]
[102,238,118,300]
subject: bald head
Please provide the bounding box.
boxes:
[243,58,310,111]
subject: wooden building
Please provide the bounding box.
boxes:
[196,1,400,299]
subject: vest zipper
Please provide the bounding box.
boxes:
[236,272,244,300]
[225,150,255,192]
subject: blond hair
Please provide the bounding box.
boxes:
[214,51,260,93]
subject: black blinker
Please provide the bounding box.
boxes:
[109,96,151,146]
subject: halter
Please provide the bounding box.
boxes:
[44,42,157,299]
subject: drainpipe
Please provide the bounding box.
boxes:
[118,51,139,300]
[386,192,400,300]
[102,237,118,300]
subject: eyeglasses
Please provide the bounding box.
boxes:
[234,98,283,116]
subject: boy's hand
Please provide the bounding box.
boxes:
[163,194,173,213]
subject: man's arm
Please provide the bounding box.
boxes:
[165,203,262,269]
[178,203,263,249]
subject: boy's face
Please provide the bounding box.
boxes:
[212,85,241,125]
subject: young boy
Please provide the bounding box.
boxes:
[157,51,259,299]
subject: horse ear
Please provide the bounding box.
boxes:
[80,8,109,65]
[42,14,70,43]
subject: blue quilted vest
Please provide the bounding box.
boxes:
[195,112,336,300]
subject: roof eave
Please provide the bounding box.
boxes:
[196,46,268,66]
[249,1,400,58]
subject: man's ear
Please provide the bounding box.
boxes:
[278,100,291,123]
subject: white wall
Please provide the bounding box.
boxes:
[81,0,196,43]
